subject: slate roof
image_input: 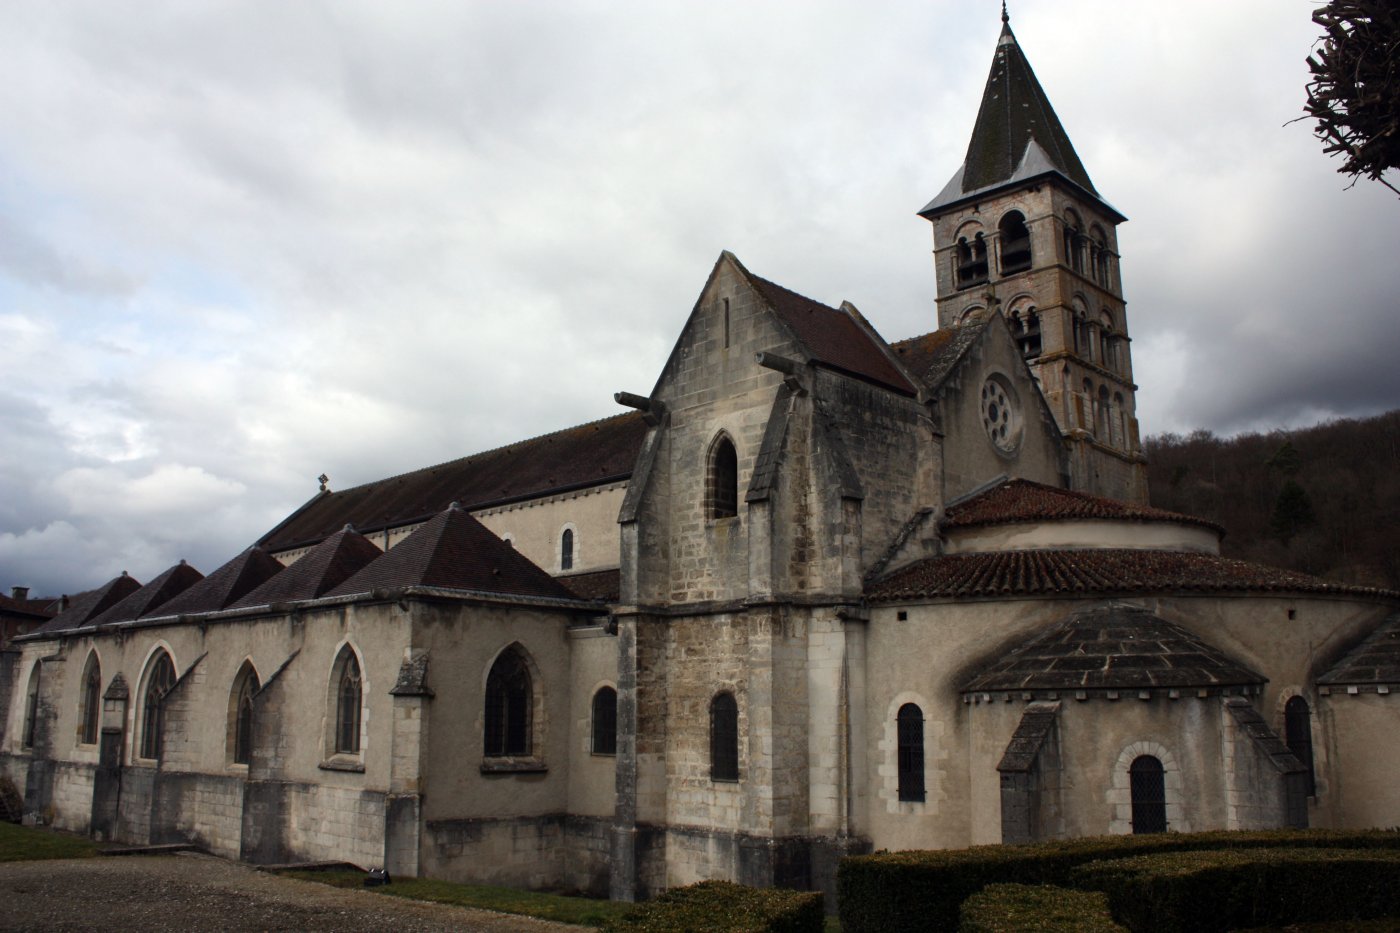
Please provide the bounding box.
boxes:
[962,606,1264,694]
[233,527,383,608]
[85,561,205,627]
[739,262,916,396]
[326,504,581,603]
[921,15,1111,217]
[259,412,648,553]
[1318,614,1400,687]
[31,573,143,635]
[869,548,1396,603]
[150,548,285,618]
[944,478,1223,534]
[890,324,987,393]
[559,569,621,603]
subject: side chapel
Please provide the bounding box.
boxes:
[3,13,1397,903]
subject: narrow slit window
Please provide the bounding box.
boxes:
[592,686,617,756]
[897,703,926,802]
[560,528,574,571]
[708,436,738,520]
[710,691,739,781]
[80,656,101,746]
[22,664,41,750]
[1285,697,1317,796]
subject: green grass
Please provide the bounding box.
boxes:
[0,821,101,862]
[282,869,636,927]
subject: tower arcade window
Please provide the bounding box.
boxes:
[896,703,926,802]
[998,211,1032,274]
[231,662,260,766]
[1090,226,1110,285]
[710,691,739,781]
[485,647,532,757]
[1129,755,1167,833]
[80,653,101,746]
[955,233,989,288]
[1063,211,1085,274]
[140,650,176,761]
[707,435,739,520]
[592,686,617,756]
[1285,696,1317,796]
[333,646,362,756]
[1010,308,1041,359]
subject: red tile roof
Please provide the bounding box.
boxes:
[151,548,286,618]
[326,504,582,603]
[869,548,1396,602]
[743,269,916,396]
[962,606,1263,694]
[944,478,1223,533]
[233,527,383,608]
[259,412,648,553]
[86,561,205,627]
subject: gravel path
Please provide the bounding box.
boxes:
[0,853,586,932]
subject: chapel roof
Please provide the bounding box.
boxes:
[84,561,205,628]
[148,547,286,619]
[558,568,621,603]
[889,323,988,393]
[919,14,1117,219]
[962,605,1264,694]
[31,573,143,635]
[1318,614,1400,687]
[868,548,1396,603]
[739,262,916,396]
[326,503,581,603]
[258,411,649,553]
[944,478,1224,533]
[233,527,383,608]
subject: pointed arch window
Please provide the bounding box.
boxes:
[80,654,102,746]
[998,211,1032,274]
[1129,755,1167,833]
[21,663,41,750]
[592,686,617,756]
[710,691,739,782]
[897,703,926,802]
[560,527,575,571]
[231,663,261,766]
[1285,696,1316,796]
[333,648,362,755]
[485,647,532,757]
[708,435,739,520]
[140,651,176,761]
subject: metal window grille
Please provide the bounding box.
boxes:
[897,704,926,802]
[1285,696,1317,796]
[710,692,739,781]
[1129,755,1167,834]
[336,655,361,754]
[141,653,175,760]
[485,651,531,757]
[592,687,617,756]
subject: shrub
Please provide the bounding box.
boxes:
[958,883,1125,933]
[604,880,824,933]
[1071,847,1400,933]
[836,829,1400,933]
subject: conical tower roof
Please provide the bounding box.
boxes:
[921,11,1116,218]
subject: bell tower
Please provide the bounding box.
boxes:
[919,8,1147,502]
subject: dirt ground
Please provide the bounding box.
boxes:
[0,852,585,932]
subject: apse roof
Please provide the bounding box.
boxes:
[258,412,649,553]
[326,503,581,603]
[869,548,1396,603]
[1319,615,1400,688]
[962,605,1264,694]
[944,478,1223,533]
[150,548,286,618]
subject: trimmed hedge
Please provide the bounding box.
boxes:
[1071,847,1400,933]
[837,829,1400,933]
[957,883,1126,933]
[603,880,824,933]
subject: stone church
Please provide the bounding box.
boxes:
[3,13,1397,903]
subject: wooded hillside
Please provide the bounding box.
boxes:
[1145,409,1400,590]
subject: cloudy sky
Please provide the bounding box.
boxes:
[2,0,1397,598]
